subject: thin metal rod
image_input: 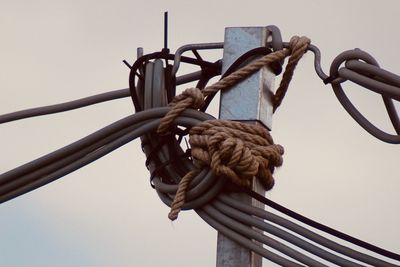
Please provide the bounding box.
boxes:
[164,11,168,50]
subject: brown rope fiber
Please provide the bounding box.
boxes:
[157,36,310,134]
[162,36,310,220]
[190,120,284,189]
[168,169,200,220]
[273,36,311,111]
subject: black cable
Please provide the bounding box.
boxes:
[213,199,364,267]
[246,188,400,261]
[128,52,221,111]
[164,64,175,103]
[204,204,327,266]
[201,46,282,111]
[1,32,399,267]
[149,149,191,187]
[196,209,305,267]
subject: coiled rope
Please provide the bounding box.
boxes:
[159,36,310,220]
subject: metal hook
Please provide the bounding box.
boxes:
[171,42,224,77]
[266,25,283,52]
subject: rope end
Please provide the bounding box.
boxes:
[168,211,179,221]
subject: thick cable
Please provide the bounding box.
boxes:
[1,105,398,265]
[129,52,220,111]
[0,119,159,203]
[153,168,218,202]
[203,204,326,266]
[196,209,304,267]
[327,49,400,144]
[332,82,400,144]
[0,123,141,196]
[245,190,400,262]
[219,194,398,266]
[213,199,368,267]
[1,32,399,267]
[0,89,130,124]
[344,60,400,133]
[155,175,225,211]
[0,109,214,202]
[338,68,400,101]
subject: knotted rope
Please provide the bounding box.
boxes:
[158,36,310,220]
[190,120,284,189]
[158,36,310,134]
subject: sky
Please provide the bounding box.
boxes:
[0,0,399,266]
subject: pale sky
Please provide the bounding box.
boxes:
[0,1,399,266]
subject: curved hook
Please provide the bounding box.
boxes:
[171,42,224,77]
[266,25,283,52]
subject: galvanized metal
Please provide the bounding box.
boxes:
[216,27,276,267]
[219,27,275,130]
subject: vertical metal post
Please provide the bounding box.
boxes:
[216,27,276,267]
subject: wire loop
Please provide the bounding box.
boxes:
[327,49,400,143]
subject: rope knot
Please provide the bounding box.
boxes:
[189,120,284,190]
[160,35,311,220]
[157,88,205,134]
[171,87,205,109]
[288,36,311,54]
[209,135,257,187]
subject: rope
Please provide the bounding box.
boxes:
[157,35,310,134]
[190,120,284,189]
[168,120,284,220]
[162,36,310,220]
[273,36,311,111]
[160,36,310,220]
[168,169,200,220]
[3,28,400,265]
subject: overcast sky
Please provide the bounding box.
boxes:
[0,1,399,266]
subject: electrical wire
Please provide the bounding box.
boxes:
[222,193,399,266]
[196,210,305,267]
[0,70,215,125]
[245,189,400,261]
[134,55,399,266]
[128,51,221,111]
[204,204,329,267]
[0,108,214,204]
[1,32,399,266]
[324,48,400,144]
[0,89,130,124]
[212,200,361,267]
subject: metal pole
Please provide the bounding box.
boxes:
[216,27,276,267]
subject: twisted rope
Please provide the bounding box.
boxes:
[168,169,200,220]
[164,36,310,220]
[157,36,310,134]
[273,36,311,111]
[168,120,284,220]
[190,120,284,189]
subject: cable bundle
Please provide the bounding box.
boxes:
[328,49,400,144]
[1,28,399,266]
